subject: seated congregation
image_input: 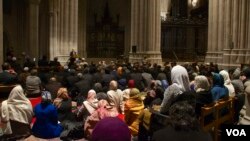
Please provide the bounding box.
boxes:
[0,57,249,141]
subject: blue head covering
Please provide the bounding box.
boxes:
[212,73,224,87]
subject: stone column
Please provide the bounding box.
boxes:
[62,0,69,55]
[49,0,58,60]
[129,0,162,65]
[222,0,250,68]
[72,1,78,56]
[28,0,40,61]
[205,0,250,69]
[247,0,250,63]
[0,0,3,66]
[206,0,230,68]
[78,0,87,58]
[49,0,78,64]
[205,0,222,65]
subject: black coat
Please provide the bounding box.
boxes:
[0,71,17,84]
[57,99,76,122]
[195,90,213,116]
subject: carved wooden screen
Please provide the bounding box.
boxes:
[161,0,208,62]
[161,19,208,61]
[88,25,124,58]
[87,3,124,58]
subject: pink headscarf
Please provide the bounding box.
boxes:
[97,100,118,119]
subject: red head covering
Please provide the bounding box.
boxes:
[128,79,135,88]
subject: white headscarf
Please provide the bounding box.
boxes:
[219,70,231,85]
[219,70,235,97]
[1,85,33,134]
[171,65,190,91]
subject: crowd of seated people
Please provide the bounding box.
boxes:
[0,54,250,140]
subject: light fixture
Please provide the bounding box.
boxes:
[161,12,167,21]
[191,0,198,7]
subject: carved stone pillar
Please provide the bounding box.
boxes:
[78,0,87,58]
[129,0,162,65]
[0,0,3,66]
[222,0,250,68]
[248,0,250,63]
[205,0,250,69]
[205,0,222,65]
[49,0,78,64]
[28,0,40,60]
[49,0,58,60]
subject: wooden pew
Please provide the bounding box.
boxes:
[200,102,218,141]
[216,98,234,125]
[200,97,235,141]
[216,98,235,141]
[200,103,218,132]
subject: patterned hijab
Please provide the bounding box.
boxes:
[54,87,69,108]
[56,87,69,100]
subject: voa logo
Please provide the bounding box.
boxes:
[226,129,246,136]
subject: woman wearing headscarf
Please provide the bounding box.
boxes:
[193,75,213,116]
[53,87,75,122]
[219,70,235,97]
[160,65,190,114]
[31,91,63,139]
[123,79,136,101]
[54,88,85,140]
[77,89,98,122]
[124,88,144,137]
[0,85,33,140]
[143,80,164,108]
[84,99,119,139]
[211,73,229,102]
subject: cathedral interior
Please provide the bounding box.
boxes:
[0,0,250,69]
[1,1,250,141]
